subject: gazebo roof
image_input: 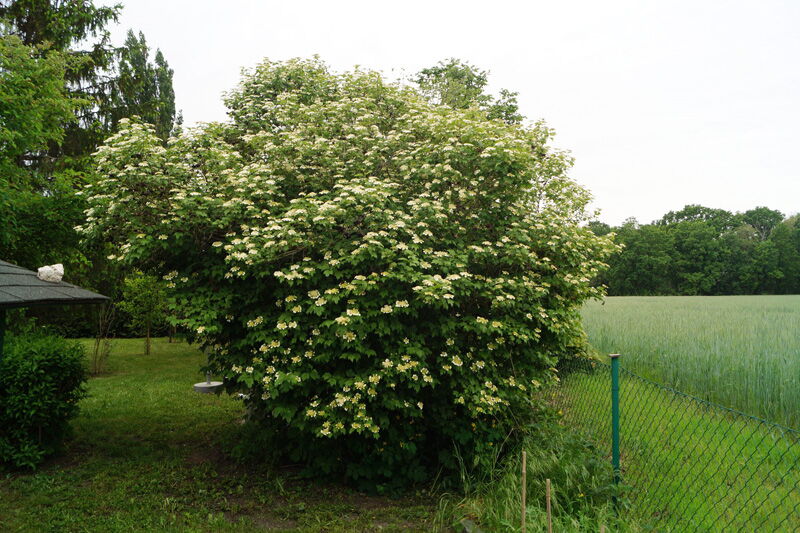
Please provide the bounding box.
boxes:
[0,260,109,309]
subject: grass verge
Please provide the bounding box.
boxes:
[553,362,800,531]
[434,420,644,532]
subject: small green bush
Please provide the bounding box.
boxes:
[0,334,87,469]
[118,270,168,355]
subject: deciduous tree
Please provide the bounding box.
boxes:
[742,206,784,241]
[0,34,83,266]
[414,58,524,124]
[118,271,167,355]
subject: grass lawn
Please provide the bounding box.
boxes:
[0,338,434,532]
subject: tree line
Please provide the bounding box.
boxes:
[1,0,178,335]
[589,205,800,295]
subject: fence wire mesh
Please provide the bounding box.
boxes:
[550,357,800,532]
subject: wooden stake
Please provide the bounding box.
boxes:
[521,451,527,533]
[546,478,552,533]
[600,526,606,533]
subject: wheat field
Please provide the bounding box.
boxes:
[581,295,800,428]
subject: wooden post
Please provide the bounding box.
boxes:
[0,308,6,363]
[600,526,606,533]
[521,450,527,533]
[546,478,552,533]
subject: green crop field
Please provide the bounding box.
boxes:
[581,295,800,429]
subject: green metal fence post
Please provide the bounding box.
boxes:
[610,354,621,502]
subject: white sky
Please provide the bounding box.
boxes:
[101,0,800,225]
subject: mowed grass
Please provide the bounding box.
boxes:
[0,338,434,532]
[552,364,800,532]
[582,295,800,428]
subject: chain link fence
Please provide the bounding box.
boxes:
[550,357,800,531]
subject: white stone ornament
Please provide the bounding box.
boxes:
[37,263,64,283]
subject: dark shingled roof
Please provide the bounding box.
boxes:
[0,260,110,309]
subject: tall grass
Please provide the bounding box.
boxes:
[434,422,643,532]
[582,295,800,428]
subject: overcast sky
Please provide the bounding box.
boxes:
[100,0,800,225]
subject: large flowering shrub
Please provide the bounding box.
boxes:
[80,58,616,486]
